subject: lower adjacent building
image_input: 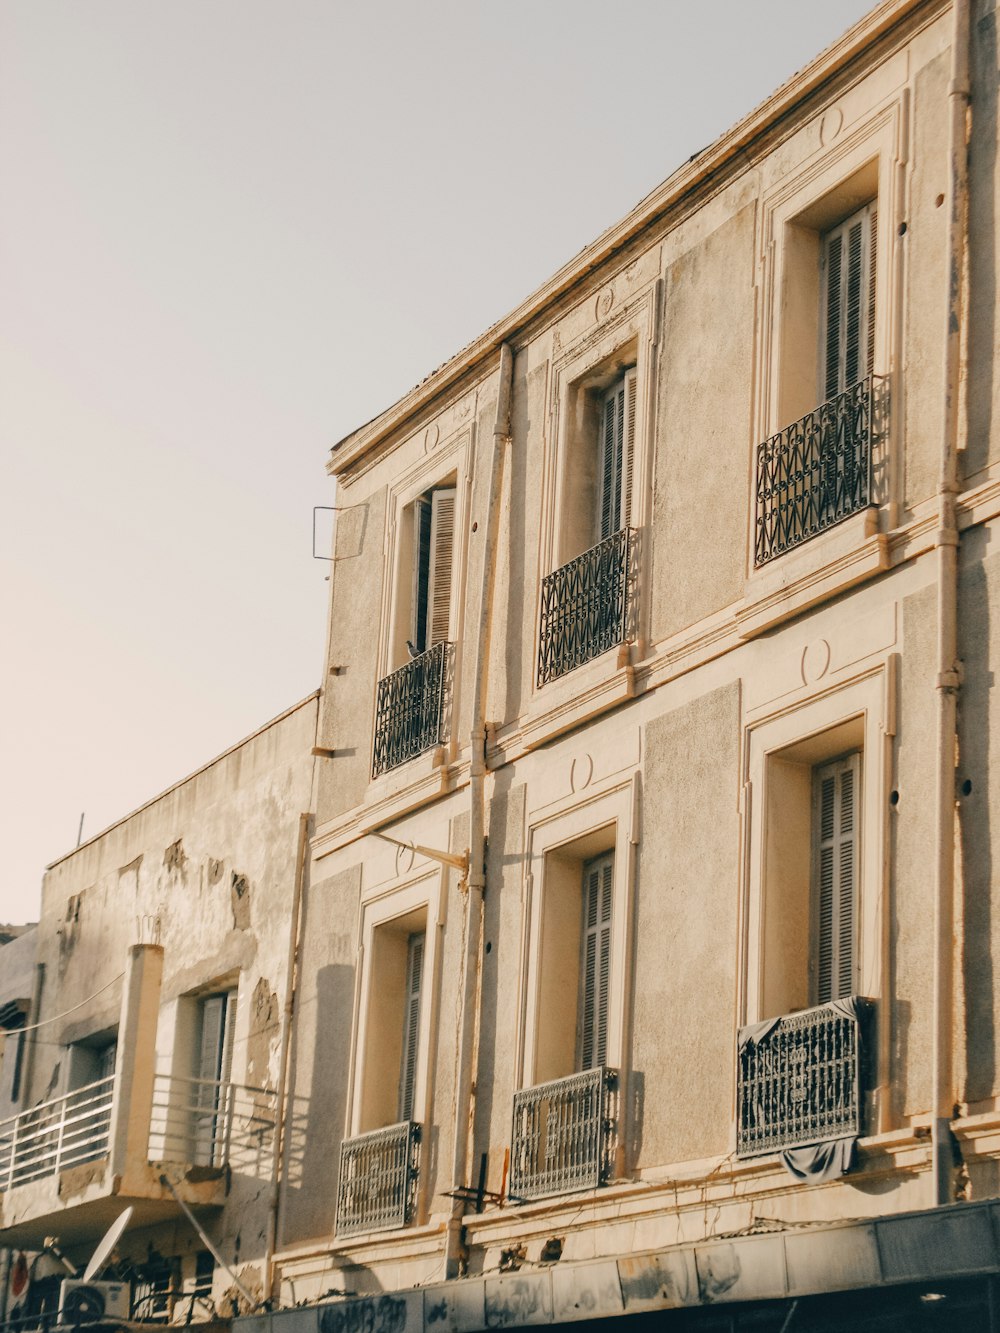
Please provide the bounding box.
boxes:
[0,695,318,1328]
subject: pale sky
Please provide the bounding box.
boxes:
[0,0,878,924]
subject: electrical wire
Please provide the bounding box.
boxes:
[8,973,125,1035]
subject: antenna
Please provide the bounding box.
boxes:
[83,1206,133,1282]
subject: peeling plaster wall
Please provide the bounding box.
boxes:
[0,928,38,1118]
[29,693,318,1297]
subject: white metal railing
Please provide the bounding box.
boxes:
[0,1075,114,1191]
[147,1074,277,1174]
[0,1073,278,1194]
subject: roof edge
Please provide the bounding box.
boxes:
[45,690,321,872]
[329,0,936,478]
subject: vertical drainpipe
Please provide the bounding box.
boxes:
[447,343,513,1278]
[931,0,970,1209]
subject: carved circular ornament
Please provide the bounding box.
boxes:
[423,423,440,453]
[801,639,832,686]
[570,753,594,792]
[595,287,615,321]
[820,107,844,146]
[395,842,416,876]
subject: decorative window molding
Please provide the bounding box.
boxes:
[518,781,637,1092]
[741,669,889,1038]
[348,872,444,1143]
[365,428,471,789]
[537,282,660,680]
[751,95,905,579]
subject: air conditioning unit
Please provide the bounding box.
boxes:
[58,1279,130,1324]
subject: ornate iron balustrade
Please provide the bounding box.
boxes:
[0,1076,114,1191]
[538,529,635,686]
[336,1120,421,1236]
[510,1067,618,1201]
[754,376,880,566]
[372,641,450,778]
[736,999,872,1158]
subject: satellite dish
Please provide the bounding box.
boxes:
[83,1206,133,1282]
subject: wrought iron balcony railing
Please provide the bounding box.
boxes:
[510,1067,618,1201]
[538,528,636,687]
[147,1074,277,1172]
[736,998,872,1158]
[372,640,450,778]
[336,1120,421,1236]
[0,1076,114,1191]
[754,376,880,566]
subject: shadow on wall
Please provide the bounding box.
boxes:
[959,528,994,1105]
[471,768,522,1197]
[281,963,354,1239]
[966,5,997,480]
[501,367,535,720]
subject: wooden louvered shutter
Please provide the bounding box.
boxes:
[218,991,237,1088]
[867,205,878,376]
[398,932,424,1122]
[814,755,860,1004]
[599,386,619,540]
[426,489,456,647]
[198,991,236,1084]
[99,1043,117,1081]
[195,992,235,1164]
[622,368,636,531]
[198,995,227,1083]
[821,203,876,400]
[598,374,636,540]
[580,853,613,1070]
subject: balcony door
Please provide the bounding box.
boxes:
[194,990,236,1165]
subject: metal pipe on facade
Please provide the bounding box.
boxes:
[447,343,513,1276]
[931,0,970,1209]
[265,810,311,1302]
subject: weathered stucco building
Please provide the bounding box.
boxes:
[0,696,318,1325]
[3,0,1000,1327]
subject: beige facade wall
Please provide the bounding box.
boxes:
[5,0,1000,1322]
[276,0,1000,1304]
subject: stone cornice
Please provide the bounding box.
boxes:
[328,0,944,481]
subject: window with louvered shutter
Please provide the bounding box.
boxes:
[197,991,237,1084]
[821,203,877,401]
[598,372,636,541]
[194,990,237,1164]
[410,488,455,653]
[579,853,613,1070]
[814,755,860,1003]
[398,931,424,1122]
[197,996,226,1083]
[218,991,237,1088]
[426,489,456,647]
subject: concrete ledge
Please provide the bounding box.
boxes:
[239,1201,1000,1333]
